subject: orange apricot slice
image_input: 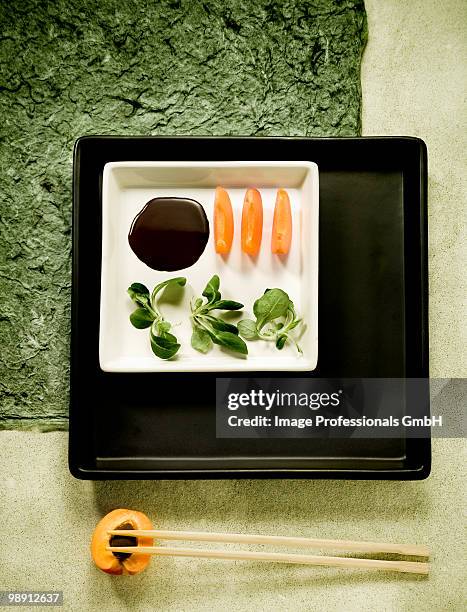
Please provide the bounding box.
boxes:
[271,189,292,254]
[91,508,153,575]
[214,187,234,254]
[241,188,263,255]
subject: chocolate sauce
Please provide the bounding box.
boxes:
[109,522,136,561]
[128,197,209,271]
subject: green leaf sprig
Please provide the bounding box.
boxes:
[238,288,303,353]
[128,277,186,360]
[190,275,248,355]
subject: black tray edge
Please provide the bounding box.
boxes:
[69,462,431,481]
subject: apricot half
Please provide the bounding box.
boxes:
[241,188,263,255]
[91,508,153,575]
[271,189,292,255]
[214,187,234,254]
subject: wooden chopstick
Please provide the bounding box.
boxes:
[106,545,429,574]
[108,529,429,557]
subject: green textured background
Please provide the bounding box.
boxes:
[0,0,367,430]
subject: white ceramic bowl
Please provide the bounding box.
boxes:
[99,161,318,372]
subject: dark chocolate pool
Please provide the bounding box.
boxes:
[128,197,209,271]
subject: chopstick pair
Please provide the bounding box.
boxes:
[107,528,430,575]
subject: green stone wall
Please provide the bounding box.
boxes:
[0,0,367,429]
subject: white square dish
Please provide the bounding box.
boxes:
[99,161,318,372]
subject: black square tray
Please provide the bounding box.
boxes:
[69,137,430,479]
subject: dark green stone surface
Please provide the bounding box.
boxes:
[0,0,367,430]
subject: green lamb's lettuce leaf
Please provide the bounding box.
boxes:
[211,331,248,355]
[204,316,239,335]
[201,274,221,303]
[253,288,289,330]
[191,326,212,353]
[151,276,186,304]
[129,307,155,329]
[207,299,244,311]
[191,276,246,355]
[237,319,258,340]
[128,277,186,360]
[243,288,303,353]
[275,334,288,350]
[150,330,180,360]
[128,283,152,310]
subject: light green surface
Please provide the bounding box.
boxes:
[0,435,465,611]
[0,1,466,610]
